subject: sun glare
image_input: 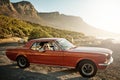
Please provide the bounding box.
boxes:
[79,0,120,34]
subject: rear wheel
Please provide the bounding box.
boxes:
[17,56,30,68]
[78,60,97,78]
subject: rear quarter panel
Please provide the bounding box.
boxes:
[6,40,34,61]
[6,48,28,61]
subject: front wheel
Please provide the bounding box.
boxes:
[17,56,30,68]
[78,60,97,78]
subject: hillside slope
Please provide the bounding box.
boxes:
[0,15,86,41]
[39,12,120,38]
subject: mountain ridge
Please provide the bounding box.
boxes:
[0,0,119,39]
[0,0,45,24]
[38,12,120,38]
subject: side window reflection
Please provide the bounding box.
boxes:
[31,42,42,51]
[31,41,61,51]
[51,42,59,51]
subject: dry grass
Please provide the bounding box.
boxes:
[0,37,21,43]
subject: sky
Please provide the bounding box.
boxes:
[10,0,120,34]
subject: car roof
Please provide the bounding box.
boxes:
[24,38,65,48]
[30,38,64,42]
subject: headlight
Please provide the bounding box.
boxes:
[104,53,111,59]
[104,53,111,63]
[104,58,109,64]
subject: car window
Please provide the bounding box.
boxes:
[42,42,59,51]
[31,41,52,51]
[31,42,42,51]
[56,39,75,50]
[31,41,61,51]
[51,42,61,51]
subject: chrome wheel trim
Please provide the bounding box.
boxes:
[81,63,94,76]
[18,57,27,67]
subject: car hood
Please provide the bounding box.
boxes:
[67,47,112,54]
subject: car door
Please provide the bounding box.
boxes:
[28,41,64,66]
[40,50,64,65]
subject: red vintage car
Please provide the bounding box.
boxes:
[6,38,113,78]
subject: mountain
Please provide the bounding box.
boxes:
[0,0,44,24]
[39,12,120,38]
[12,1,37,17]
[0,0,18,17]
[12,1,44,24]
[0,0,119,39]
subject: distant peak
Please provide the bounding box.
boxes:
[50,12,60,14]
[40,11,60,15]
[13,1,31,5]
[18,1,30,4]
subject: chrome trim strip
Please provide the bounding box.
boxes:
[98,57,113,66]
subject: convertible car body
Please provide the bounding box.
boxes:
[6,38,113,78]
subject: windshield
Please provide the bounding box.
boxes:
[57,38,75,50]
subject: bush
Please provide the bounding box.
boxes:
[0,15,33,38]
[28,28,52,40]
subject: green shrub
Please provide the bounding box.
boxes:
[28,28,52,40]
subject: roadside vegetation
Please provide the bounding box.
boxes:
[0,15,84,40]
[0,15,32,38]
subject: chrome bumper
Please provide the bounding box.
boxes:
[98,57,113,66]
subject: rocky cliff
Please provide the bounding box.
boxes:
[0,0,44,24]
[0,0,18,17]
